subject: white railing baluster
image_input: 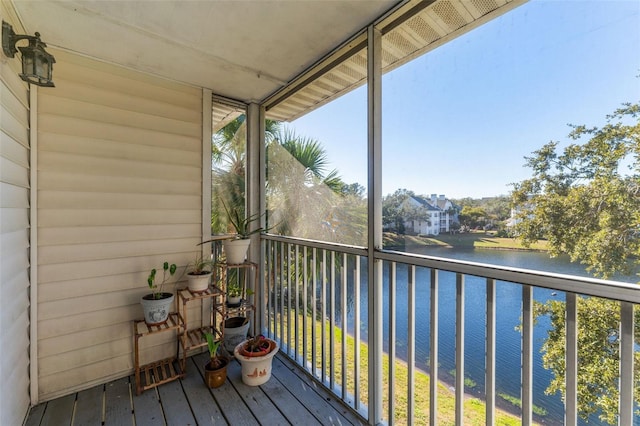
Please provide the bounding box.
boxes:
[294,244,299,359]
[565,292,577,424]
[522,285,533,426]
[330,251,336,391]
[341,253,348,400]
[486,278,496,426]
[302,246,308,367]
[389,261,396,425]
[266,239,272,338]
[455,273,465,425]
[408,265,416,425]
[279,242,285,344]
[286,242,292,355]
[312,247,318,379]
[321,249,327,383]
[354,255,361,410]
[430,268,438,426]
[620,301,634,425]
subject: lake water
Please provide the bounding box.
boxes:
[342,247,638,425]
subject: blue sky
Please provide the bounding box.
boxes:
[289,0,640,199]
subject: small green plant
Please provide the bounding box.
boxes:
[188,252,213,275]
[221,200,265,240]
[147,261,177,299]
[226,281,254,298]
[243,335,271,353]
[204,332,227,368]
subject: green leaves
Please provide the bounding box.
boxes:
[514,101,640,423]
[512,101,640,279]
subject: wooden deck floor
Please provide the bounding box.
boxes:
[25,352,366,425]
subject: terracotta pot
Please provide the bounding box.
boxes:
[204,357,229,388]
[239,339,276,358]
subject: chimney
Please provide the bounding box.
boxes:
[439,194,445,200]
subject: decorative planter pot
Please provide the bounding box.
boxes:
[227,295,242,307]
[223,239,251,264]
[222,316,250,354]
[140,292,174,325]
[187,271,212,293]
[204,357,229,388]
[234,338,279,386]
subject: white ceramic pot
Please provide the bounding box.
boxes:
[187,271,211,293]
[140,292,174,325]
[223,239,251,264]
[234,339,279,386]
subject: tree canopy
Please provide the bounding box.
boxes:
[512,102,640,278]
[511,102,640,423]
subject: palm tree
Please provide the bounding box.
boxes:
[212,117,366,245]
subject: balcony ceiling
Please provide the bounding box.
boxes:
[9,0,399,103]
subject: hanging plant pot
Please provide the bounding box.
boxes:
[140,292,174,325]
[223,239,250,264]
[204,357,229,388]
[187,271,212,293]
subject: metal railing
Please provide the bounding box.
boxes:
[261,234,638,425]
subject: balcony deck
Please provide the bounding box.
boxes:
[25,352,365,426]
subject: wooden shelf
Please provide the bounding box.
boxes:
[135,357,184,395]
[133,312,185,395]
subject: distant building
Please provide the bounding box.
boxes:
[401,194,459,235]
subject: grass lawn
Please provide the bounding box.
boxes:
[274,313,537,425]
[384,231,549,252]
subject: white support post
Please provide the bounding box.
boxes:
[246,102,262,334]
[367,24,383,425]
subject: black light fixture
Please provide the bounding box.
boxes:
[2,21,55,87]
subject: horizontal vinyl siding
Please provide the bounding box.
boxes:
[0,3,31,425]
[36,50,203,400]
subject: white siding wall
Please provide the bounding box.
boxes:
[0,4,32,424]
[36,50,204,400]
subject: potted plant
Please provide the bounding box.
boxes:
[203,333,229,388]
[233,335,279,386]
[186,252,213,293]
[140,261,178,325]
[221,316,250,353]
[220,201,265,264]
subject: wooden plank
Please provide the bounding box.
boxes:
[23,403,46,426]
[182,354,228,425]
[156,378,197,425]
[193,355,259,425]
[40,393,75,425]
[258,367,321,426]
[272,356,365,425]
[103,377,132,425]
[131,381,165,426]
[74,384,104,425]
[225,356,291,425]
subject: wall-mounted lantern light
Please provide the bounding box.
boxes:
[2,21,55,87]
